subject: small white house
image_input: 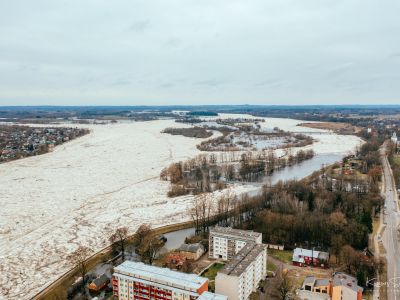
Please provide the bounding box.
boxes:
[392,132,399,145]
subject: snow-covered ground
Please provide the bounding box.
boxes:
[0,116,362,299]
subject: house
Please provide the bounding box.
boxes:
[178,243,205,260]
[112,261,208,300]
[88,274,110,292]
[298,273,363,300]
[209,226,262,260]
[292,248,329,268]
[391,132,399,144]
[215,242,267,300]
[302,276,330,295]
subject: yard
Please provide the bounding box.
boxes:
[267,260,277,272]
[268,249,293,264]
[201,263,225,292]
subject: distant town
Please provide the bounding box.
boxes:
[0,125,89,163]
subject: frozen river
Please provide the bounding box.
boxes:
[0,115,362,299]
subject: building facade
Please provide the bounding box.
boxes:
[292,248,329,268]
[215,243,267,300]
[112,261,208,300]
[209,226,262,260]
[178,243,205,261]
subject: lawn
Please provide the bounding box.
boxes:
[267,260,277,272]
[394,155,400,166]
[201,263,225,292]
[268,249,293,264]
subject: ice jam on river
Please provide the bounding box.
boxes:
[0,115,362,299]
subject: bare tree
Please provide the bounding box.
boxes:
[133,224,152,248]
[67,246,93,294]
[215,190,235,226]
[139,235,165,265]
[272,269,293,300]
[110,227,129,261]
[189,196,201,233]
[133,224,165,265]
[189,194,214,234]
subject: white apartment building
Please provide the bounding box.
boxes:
[209,226,262,260]
[215,243,267,300]
[112,261,209,300]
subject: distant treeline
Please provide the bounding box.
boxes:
[187,111,218,116]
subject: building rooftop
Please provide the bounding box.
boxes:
[114,261,208,292]
[303,276,316,287]
[333,272,363,293]
[315,279,330,287]
[293,248,329,263]
[210,226,262,241]
[91,274,109,288]
[198,291,228,300]
[179,243,204,253]
[218,242,267,277]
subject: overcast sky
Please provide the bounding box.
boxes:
[0,0,399,106]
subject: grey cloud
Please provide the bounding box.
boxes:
[0,0,399,105]
[128,20,151,32]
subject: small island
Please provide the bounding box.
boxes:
[161,127,213,138]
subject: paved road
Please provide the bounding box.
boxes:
[381,143,400,300]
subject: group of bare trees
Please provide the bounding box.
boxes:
[161,149,315,197]
[108,224,165,265]
[188,190,262,234]
[188,190,242,234]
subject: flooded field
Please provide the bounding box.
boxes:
[0,115,362,299]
